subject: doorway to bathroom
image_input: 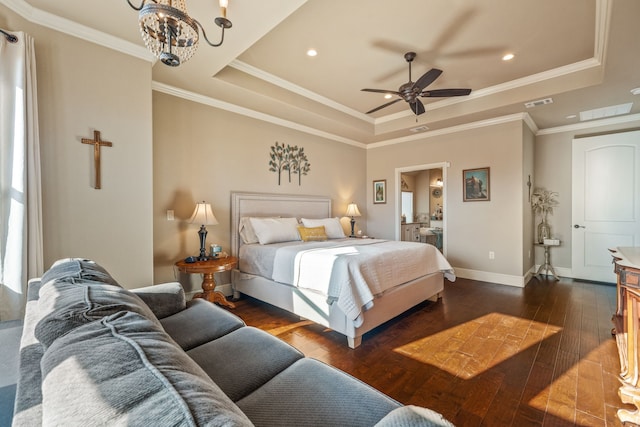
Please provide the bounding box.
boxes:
[395,162,448,254]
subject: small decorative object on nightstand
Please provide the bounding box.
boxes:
[175,256,238,308]
[345,202,361,238]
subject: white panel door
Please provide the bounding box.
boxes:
[572,130,640,283]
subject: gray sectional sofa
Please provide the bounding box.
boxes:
[11,258,454,426]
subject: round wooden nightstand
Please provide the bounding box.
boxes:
[175,256,238,308]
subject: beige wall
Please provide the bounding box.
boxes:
[1,5,155,287]
[367,120,529,283]
[152,92,366,290]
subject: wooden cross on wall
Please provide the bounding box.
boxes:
[81,130,112,189]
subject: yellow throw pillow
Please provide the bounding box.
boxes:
[297,226,328,242]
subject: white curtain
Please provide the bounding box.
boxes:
[0,30,43,321]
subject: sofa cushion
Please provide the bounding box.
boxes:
[40,311,253,426]
[131,282,186,319]
[188,326,304,401]
[374,405,455,427]
[160,299,245,351]
[41,258,120,287]
[236,358,400,426]
[11,280,45,427]
[35,279,160,349]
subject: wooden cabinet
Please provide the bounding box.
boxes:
[401,223,421,242]
[610,247,640,425]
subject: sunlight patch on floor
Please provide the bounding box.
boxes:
[266,320,315,336]
[528,341,613,423]
[393,312,561,379]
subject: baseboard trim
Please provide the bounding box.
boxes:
[453,268,527,288]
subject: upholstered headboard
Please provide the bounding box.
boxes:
[230,192,333,257]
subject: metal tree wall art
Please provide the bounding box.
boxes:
[268,142,311,185]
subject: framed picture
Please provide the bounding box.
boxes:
[373,179,386,204]
[463,167,490,202]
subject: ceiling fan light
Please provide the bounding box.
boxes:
[362,52,471,116]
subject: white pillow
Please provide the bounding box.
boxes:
[239,217,260,244]
[249,217,301,245]
[300,217,346,239]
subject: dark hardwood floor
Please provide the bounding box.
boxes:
[230,277,633,426]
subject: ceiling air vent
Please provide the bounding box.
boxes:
[579,103,633,121]
[524,98,553,108]
[410,125,429,133]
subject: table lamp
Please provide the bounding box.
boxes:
[189,201,219,261]
[345,202,361,238]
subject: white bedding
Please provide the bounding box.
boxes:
[241,238,455,327]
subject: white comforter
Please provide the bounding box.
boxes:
[271,239,455,326]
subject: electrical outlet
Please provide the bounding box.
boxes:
[167,210,174,221]
[489,251,495,259]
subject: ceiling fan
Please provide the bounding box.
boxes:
[362,52,472,116]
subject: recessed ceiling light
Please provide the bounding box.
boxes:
[306,49,317,57]
[631,87,640,95]
[502,53,515,61]
[566,114,577,119]
[384,94,393,99]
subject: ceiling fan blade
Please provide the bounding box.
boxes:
[413,68,443,91]
[362,88,401,95]
[410,99,425,116]
[366,98,403,114]
[421,88,472,97]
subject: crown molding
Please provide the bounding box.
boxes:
[229,60,374,124]
[523,113,539,134]
[152,80,544,149]
[151,81,366,149]
[376,57,604,124]
[366,113,531,150]
[227,54,605,129]
[0,0,153,62]
[536,113,640,136]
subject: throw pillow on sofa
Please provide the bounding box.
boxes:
[41,258,120,287]
[34,257,168,349]
[40,311,253,426]
[35,281,161,349]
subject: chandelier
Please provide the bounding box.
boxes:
[126,0,232,67]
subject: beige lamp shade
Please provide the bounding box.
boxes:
[345,203,361,217]
[189,202,219,226]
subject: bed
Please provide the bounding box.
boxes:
[230,192,455,348]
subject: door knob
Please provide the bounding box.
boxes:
[574,224,585,229]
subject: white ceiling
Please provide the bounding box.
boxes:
[3,0,640,144]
